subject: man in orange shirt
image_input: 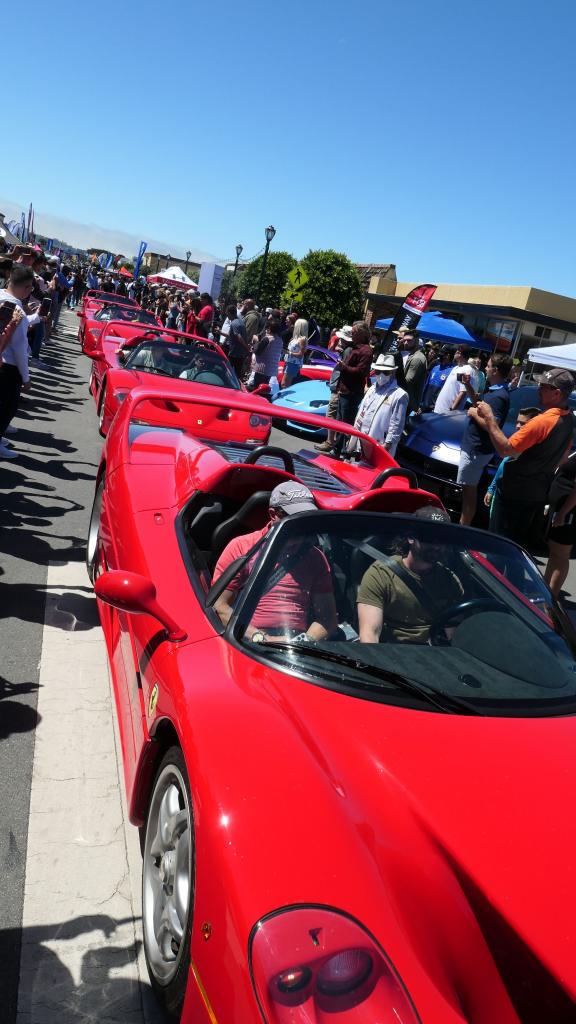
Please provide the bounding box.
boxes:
[469,367,575,547]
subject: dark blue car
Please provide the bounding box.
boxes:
[397,386,576,515]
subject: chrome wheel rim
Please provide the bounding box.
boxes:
[86,482,103,580]
[143,763,191,984]
[98,386,106,430]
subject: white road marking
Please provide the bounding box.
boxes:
[17,561,164,1023]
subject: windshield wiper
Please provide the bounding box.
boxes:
[257,641,480,715]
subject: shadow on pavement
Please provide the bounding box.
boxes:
[1,914,167,1023]
[0,675,41,740]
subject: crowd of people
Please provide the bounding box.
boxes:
[1,238,575,602]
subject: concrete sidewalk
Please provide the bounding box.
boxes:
[17,560,164,1024]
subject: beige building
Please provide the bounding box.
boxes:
[365,271,576,361]
[141,251,201,276]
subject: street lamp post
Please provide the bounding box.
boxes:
[155,254,161,272]
[256,226,276,306]
[166,253,171,271]
[185,250,191,276]
[233,243,243,277]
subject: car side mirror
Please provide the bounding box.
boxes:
[77,312,84,318]
[95,571,187,641]
[84,347,105,360]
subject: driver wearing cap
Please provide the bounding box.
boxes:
[213,481,338,643]
[357,506,463,643]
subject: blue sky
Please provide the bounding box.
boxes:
[3,0,575,294]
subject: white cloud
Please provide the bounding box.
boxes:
[0,197,221,264]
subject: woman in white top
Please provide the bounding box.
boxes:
[281,317,308,388]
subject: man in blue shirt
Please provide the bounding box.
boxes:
[457,354,513,525]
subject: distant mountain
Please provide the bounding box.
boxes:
[0,197,220,263]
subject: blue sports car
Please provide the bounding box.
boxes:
[272,378,332,438]
[397,385,576,514]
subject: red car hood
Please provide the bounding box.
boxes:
[176,642,576,1011]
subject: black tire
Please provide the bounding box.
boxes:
[86,477,104,585]
[142,746,194,1020]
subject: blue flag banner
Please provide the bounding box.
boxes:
[98,252,108,268]
[134,240,147,279]
[20,212,26,241]
[46,239,53,252]
[105,253,114,269]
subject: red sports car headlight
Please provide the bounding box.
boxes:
[249,906,420,1022]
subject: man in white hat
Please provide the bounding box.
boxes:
[345,352,408,459]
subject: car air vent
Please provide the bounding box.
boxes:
[206,441,353,494]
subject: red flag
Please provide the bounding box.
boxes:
[380,284,436,350]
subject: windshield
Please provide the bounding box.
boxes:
[125,340,240,388]
[92,292,134,306]
[95,306,157,324]
[221,512,576,717]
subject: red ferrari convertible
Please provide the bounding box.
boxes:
[81,304,161,357]
[77,294,140,346]
[85,327,273,444]
[88,391,576,1023]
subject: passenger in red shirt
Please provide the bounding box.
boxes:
[213,481,338,642]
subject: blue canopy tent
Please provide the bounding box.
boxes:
[374,311,492,352]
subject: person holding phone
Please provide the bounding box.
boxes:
[0,302,24,355]
[457,354,513,525]
[0,264,35,459]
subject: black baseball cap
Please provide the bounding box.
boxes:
[535,368,575,393]
[414,505,451,523]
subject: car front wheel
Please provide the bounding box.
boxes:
[142,746,193,1019]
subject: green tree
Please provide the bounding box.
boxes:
[236,251,296,309]
[282,250,364,329]
[218,268,238,309]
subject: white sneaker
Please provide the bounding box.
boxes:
[1,437,12,446]
[4,424,16,434]
[0,443,17,459]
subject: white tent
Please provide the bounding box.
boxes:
[528,344,576,373]
[147,265,198,291]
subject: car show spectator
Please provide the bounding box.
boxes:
[469,367,575,547]
[281,317,308,388]
[213,481,338,642]
[222,303,250,378]
[433,346,472,413]
[0,264,35,458]
[346,352,408,458]
[397,329,427,412]
[330,321,373,458]
[420,347,452,410]
[241,298,262,349]
[457,354,513,526]
[196,292,214,338]
[249,315,283,389]
[483,407,541,522]
[544,452,576,596]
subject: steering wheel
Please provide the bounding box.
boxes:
[244,446,295,474]
[428,598,510,645]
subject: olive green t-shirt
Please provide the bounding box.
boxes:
[357,555,463,643]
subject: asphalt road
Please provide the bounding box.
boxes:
[0,309,102,1021]
[2,312,576,1022]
